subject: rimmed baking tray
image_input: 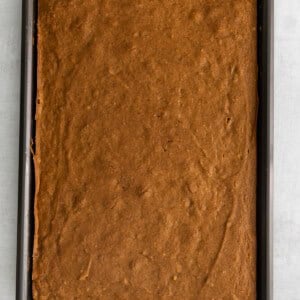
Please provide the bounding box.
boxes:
[16,0,274,299]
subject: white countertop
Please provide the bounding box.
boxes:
[0,1,299,299]
[0,0,21,299]
[274,1,300,299]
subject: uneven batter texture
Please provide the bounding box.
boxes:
[33,0,257,299]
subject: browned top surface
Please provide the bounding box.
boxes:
[33,0,257,299]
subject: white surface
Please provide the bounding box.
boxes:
[274,1,300,299]
[0,0,22,299]
[0,0,299,299]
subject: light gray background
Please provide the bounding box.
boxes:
[0,1,298,299]
[0,0,22,299]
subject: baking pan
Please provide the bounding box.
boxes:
[16,0,273,299]
[257,0,274,299]
[17,0,36,299]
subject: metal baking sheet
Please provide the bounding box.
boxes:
[16,0,273,299]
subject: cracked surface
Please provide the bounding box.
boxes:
[33,0,257,299]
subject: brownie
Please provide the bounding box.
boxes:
[33,1,257,299]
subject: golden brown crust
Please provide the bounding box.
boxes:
[33,0,257,299]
